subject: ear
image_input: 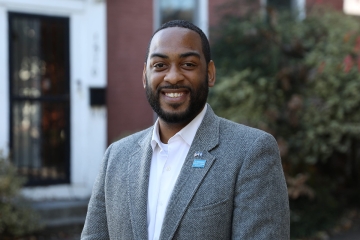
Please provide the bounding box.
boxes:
[207,60,216,87]
[142,63,146,88]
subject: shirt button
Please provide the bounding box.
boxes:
[166,167,171,171]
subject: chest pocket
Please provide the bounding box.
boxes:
[187,197,230,217]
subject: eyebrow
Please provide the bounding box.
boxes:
[150,52,201,60]
[150,53,169,59]
[179,52,201,59]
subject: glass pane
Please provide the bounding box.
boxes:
[13,100,68,182]
[10,15,68,97]
[267,0,292,9]
[159,0,197,25]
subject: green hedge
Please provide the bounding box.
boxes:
[209,7,360,238]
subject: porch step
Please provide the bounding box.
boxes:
[31,199,89,227]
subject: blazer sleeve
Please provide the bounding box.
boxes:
[81,144,113,240]
[232,133,290,239]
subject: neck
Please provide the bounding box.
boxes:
[157,104,207,143]
[158,119,189,144]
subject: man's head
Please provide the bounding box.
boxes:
[145,20,211,64]
[143,20,216,126]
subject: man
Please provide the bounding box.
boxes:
[81,20,290,240]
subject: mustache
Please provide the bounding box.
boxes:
[157,85,192,92]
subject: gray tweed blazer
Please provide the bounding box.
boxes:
[81,105,290,240]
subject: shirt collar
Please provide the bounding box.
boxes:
[151,104,207,150]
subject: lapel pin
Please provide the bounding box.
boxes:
[192,159,206,168]
[194,151,203,157]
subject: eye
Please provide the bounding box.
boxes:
[182,62,196,69]
[153,63,166,69]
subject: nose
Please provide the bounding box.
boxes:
[163,65,184,85]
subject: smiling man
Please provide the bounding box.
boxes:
[81,20,290,240]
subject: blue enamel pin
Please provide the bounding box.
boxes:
[192,159,206,168]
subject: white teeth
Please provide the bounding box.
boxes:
[166,92,183,98]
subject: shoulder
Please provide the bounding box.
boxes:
[205,105,275,144]
[218,116,272,140]
[216,116,277,153]
[108,126,153,155]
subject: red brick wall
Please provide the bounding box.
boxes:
[209,0,259,28]
[209,0,345,27]
[307,0,344,10]
[107,0,154,144]
[209,0,231,28]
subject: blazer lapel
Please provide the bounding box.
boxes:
[128,129,153,240]
[160,105,220,240]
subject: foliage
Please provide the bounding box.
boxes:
[210,6,360,239]
[0,152,41,237]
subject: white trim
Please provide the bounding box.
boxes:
[0,0,85,15]
[153,0,160,32]
[0,6,9,156]
[198,0,208,37]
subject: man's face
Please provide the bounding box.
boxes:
[143,27,215,124]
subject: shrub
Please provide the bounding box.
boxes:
[0,151,41,237]
[210,6,360,239]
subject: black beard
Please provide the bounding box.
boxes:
[145,76,208,124]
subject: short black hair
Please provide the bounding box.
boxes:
[145,20,211,64]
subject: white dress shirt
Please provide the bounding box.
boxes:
[147,104,207,240]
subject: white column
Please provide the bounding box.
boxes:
[294,0,306,20]
[198,0,208,37]
[0,5,9,156]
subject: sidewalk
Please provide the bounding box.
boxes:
[330,224,360,240]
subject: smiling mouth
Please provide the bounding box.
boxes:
[165,92,184,98]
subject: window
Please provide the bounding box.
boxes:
[158,0,198,25]
[267,0,292,9]
[154,0,208,36]
[9,12,70,186]
[262,0,306,20]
